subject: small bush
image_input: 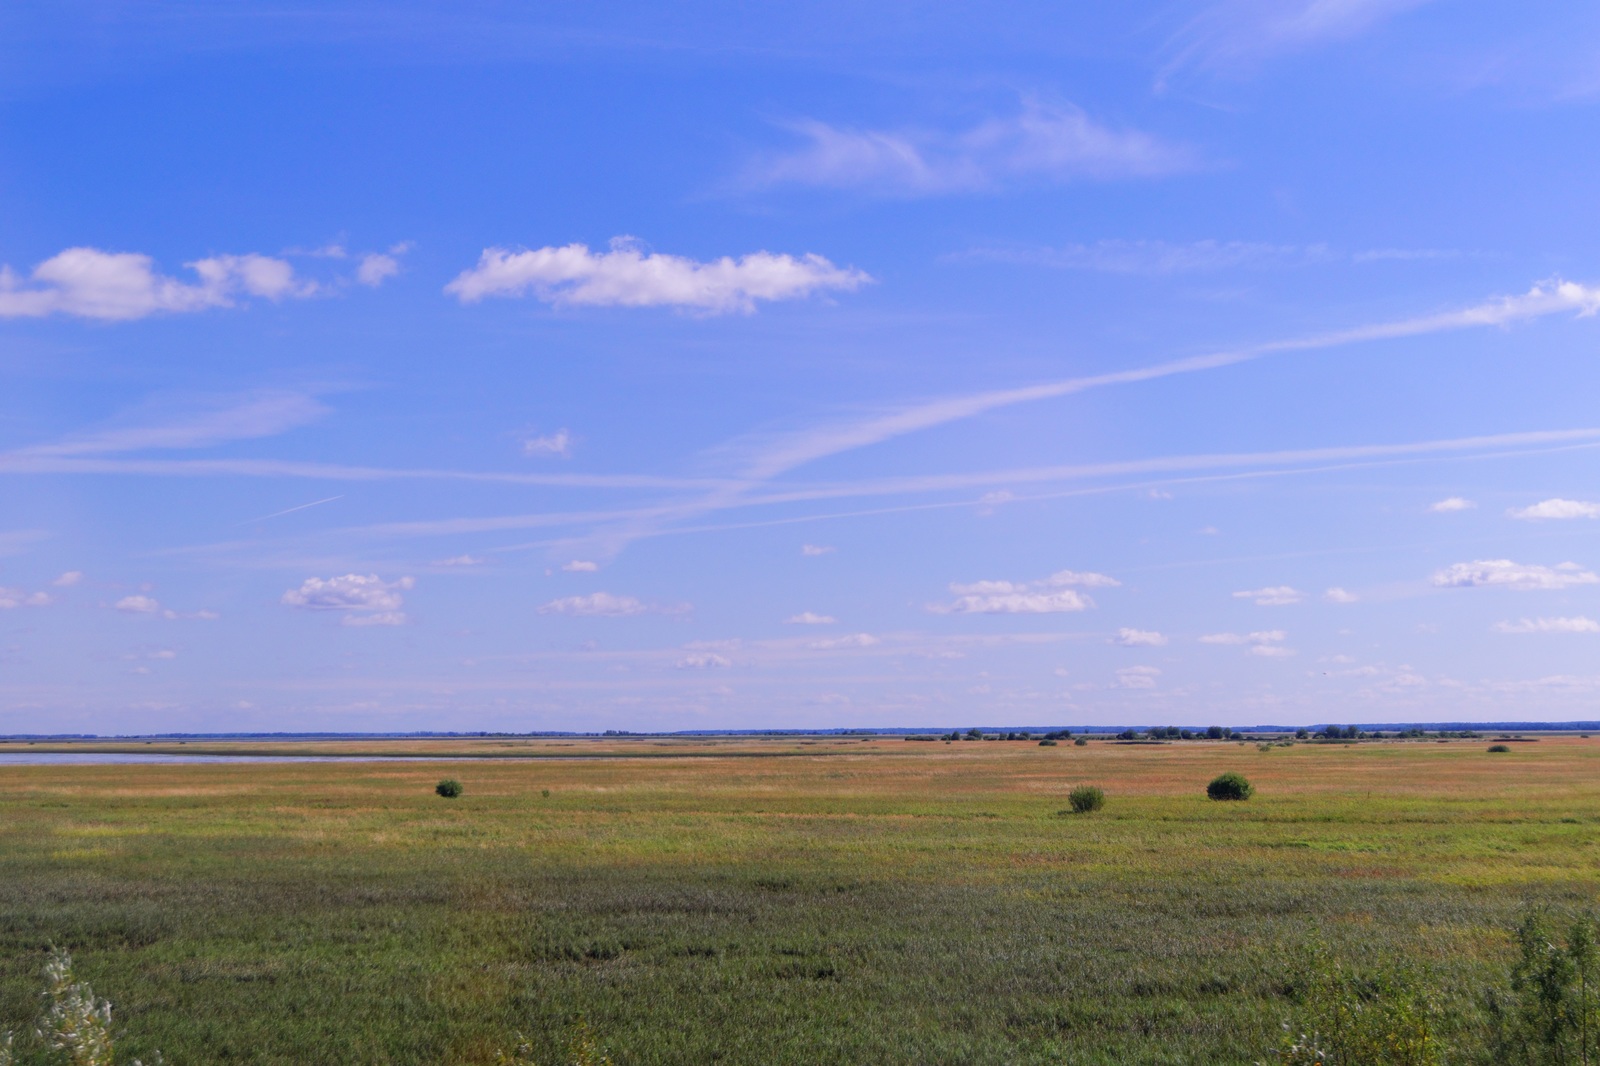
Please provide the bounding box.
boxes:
[1206,771,1253,801]
[1067,785,1105,813]
[1487,744,1511,753]
[1038,739,1058,747]
[1073,737,1088,747]
[436,779,464,798]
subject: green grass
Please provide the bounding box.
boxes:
[1,737,1598,1063]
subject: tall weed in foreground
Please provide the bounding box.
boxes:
[0,950,160,1066]
[1486,910,1600,1064]
[1266,946,1443,1066]
[496,1018,612,1066]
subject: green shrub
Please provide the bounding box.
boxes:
[1206,771,1253,801]
[435,779,464,798]
[1067,785,1105,813]
[1038,739,1058,747]
[1487,744,1511,753]
[1073,737,1088,746]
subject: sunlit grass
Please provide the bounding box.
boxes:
[2,737,1597,1063]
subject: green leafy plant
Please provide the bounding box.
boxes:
[1486,910,1600,1064]
[1073,737,1088,746]
[1488,744,1512,753]
[435,778,463,798]
[1268,946,1443,1066]
[1067,785,1105,813]
[0,949,162,1066]
[1207,771,1253,801]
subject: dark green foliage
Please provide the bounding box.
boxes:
[1037,739,1057,747]
[1072,737,1088,746]
[1487,911,1600,1064]
[1207,771,1253,801]
[1066,785,1105,813]
[1488,744,1512,753]
[1117,729,1139,740]
[435,779,463,798]
[1296,728,1310,739]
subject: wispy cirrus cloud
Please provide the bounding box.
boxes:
[953,239,1470,275]
[1430,496,1475,512]
[0,247,319,321]
[446,237,870,315]
[1113,628,1167,647]
[1509,498,1600,520]
[741,99,1196,197]
[9,391,329,459]
[1433,560,1599,591]
[1162,0,1437,81]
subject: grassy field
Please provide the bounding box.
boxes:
[1,736,1596,1064]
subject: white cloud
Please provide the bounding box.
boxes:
[676,653,731,669]
[1233,585,1303,606]
[1509,498,1600,521]
[1043,569,1122,588]
[282,574,413,626]
[0,247,317,320]
[446,237,870,314]
[745,100,1195,196]
[113,595,161,614]
[1113,628,1168,647]
[976,489,1014,515]
[355,244,410,287]
[1117,665,1161,689]
[808,633,880,650]
[537,592,649,617]
[1495,616,1600,634]
[523,429,573,458]
[1324,587,1359,604]
[0,587,51,609]
[786,611,837,625]
[435,554,488,567]
[1249,644,1297,657]
[930,568,1118,615]
[936,586,1092,615]
[801,544,835,556]
[1433,559,1600,591]
[53,571,83,587]
[1201,629,1286,645]
[561,560,599,573]
[1430,496,1475,513]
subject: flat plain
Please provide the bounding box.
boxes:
[1,736,1596,1064]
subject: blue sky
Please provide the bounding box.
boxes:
[4,1,1600,732]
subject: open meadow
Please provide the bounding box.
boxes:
[2,736,1597,1064]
